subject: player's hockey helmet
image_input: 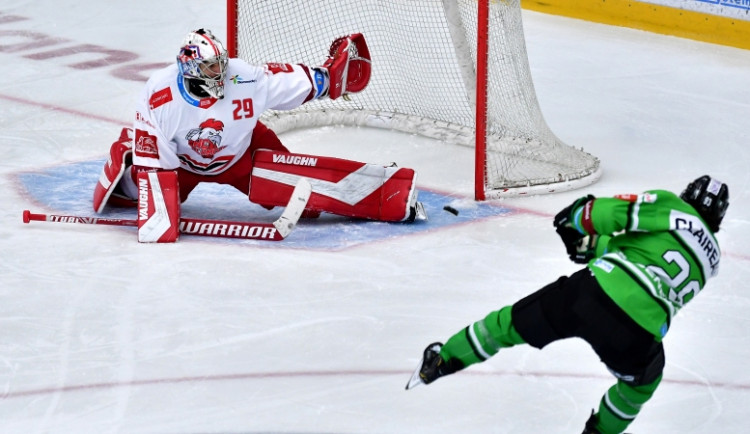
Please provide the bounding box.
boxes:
[177,29,228,99]
[680,175,729,232]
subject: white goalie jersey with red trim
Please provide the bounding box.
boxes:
[132,59,315,175]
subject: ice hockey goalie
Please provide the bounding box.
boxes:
[93,28,426,242]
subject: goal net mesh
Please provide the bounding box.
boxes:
[231,0,600,197]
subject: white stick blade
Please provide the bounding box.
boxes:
[273,178,312,238]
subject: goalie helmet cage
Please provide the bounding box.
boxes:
[226,0,601,200]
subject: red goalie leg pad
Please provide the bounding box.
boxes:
[136,170,181,243]
[250,150,416,222]
[93,127,136,213]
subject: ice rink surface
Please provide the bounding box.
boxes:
[2,1,749,433]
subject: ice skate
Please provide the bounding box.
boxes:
[406,201,428,222]
[405,342,445,390]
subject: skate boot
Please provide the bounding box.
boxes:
[409,201,428,221]
[405,342,461,389]
[399,175,427,222]
[581,411,601,434]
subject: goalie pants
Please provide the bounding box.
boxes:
[174,121,289,202]
[440,268,663,434]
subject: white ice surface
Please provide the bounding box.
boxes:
[1,2,749,433]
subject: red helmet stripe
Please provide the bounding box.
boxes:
[197,32,220,58]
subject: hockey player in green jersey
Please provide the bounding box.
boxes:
[406,175,729,434]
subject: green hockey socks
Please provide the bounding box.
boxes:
[440,306,526,367]
[595,375,662,433]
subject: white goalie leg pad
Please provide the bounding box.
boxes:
[137,171,180,243]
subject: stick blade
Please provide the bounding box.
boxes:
[273,178,312,239]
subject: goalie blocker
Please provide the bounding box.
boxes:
[250,150,421,222]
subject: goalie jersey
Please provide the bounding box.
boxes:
[579,190,721,340]
[132,59,315,174]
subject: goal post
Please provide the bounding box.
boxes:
[227,0,601,200]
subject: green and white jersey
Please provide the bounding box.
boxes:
[576,190,720,340]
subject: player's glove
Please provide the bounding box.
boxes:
[569,234,599,264]
[553,194,594,229]
[553,195,595,263]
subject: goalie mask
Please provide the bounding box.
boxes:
[680,175,729,232]
[177,29,228,99]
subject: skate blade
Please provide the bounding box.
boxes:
[414,201,428,221]
[405,357,425,390]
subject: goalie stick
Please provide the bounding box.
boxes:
[23,178,312,241]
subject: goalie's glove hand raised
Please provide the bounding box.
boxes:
[553,195,595,263]
[321,33,372,100]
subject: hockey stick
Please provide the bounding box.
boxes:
[23,178,312,241]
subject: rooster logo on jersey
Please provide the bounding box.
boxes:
[185,118,227,158]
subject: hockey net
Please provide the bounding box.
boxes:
[227,0,601,199]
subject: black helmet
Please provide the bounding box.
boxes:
[680,175,729,232]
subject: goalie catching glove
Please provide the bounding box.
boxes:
[553,195,598,264]
[317,33,371,100]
